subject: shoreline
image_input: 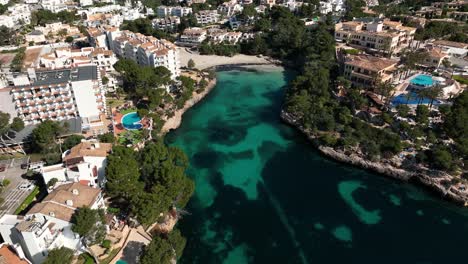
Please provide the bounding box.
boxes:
[161,62,284,134]
[280,110,468,206]
[177,47,282,70]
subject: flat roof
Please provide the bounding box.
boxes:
[13,65,98,88]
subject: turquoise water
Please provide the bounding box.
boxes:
[116,260,127,264]
[410,74,433,86]
[121,112,142,130]
[392,91,441,105]
[167,69,468,263]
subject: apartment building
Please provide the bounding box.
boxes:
[0,4,31,28]
[448,11,468,21]
[335,19,416,54]
[179,27,208,46]
[431,40,468,57]
[208,29,243,44]
[109,30,180,78]
[343,54,398,87]
[195,10,221,25]
[152,16,181,32]
[0,183,105,264]
[431,1,467,10]
[217,0,243,16]
[88,28,109,49]
[157,6,192,17]
[41,0,68,13]
[7,65,106,129]
[40,141,112,188]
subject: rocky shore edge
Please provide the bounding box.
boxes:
[280,110,468,206]
[161,63,283,134]
[161,77,217,134]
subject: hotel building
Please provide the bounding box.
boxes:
[7,65,106,130]
[109,29,180,78]
[335,19,416,54]
[343,54,398,87]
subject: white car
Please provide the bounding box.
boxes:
[18,183,34,191]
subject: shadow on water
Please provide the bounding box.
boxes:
[170,69,468,264]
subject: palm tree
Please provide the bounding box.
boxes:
[427,85,443,109]
[442,58,453,78]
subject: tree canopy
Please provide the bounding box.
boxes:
[71,207,107,246]
[106,140,194,225]
[43,247,74,264]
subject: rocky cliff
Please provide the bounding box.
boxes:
[280,110,468,206]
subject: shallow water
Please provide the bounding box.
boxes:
[166,69,468,263]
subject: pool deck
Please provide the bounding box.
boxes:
[109,226,152,264]
[112,109,151,138]
[112,111,126,136]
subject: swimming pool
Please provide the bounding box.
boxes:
[410,74,433,86]
[392,92,441,105]
[121,112,142,130]
[116,260,128,264]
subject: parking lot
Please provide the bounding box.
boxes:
[0,157,34,217]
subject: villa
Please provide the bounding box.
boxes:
[343,54,398,87]
[0,183,105,264]
[335,19,416,54]
[40,141,113,188]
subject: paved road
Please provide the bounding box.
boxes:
[0,157,34,217]
[0,180,33,217]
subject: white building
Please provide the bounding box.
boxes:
[8,65,107,128]
[0,183,105,264]
[0,16,15,28]
[122,7,145,21]
[179,27,207,46]
[152,16,181,32]
[319,1,333,14]
[0,0,8,5]
[0,4,31,27]
[79,0,93,6]
[208,29,242,44]
[195,10,220,25]
[7,4,32,25]
[41,0,68,13]
[157,6,192,17]
[109,29,180,78]
[217,0,243,16]
[41,141,112,188]
[432,40,468,58]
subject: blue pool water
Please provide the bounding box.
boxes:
[121,112,142,130]
[410,75,433,86]
[116,260,128,264]
[392,92,441,105]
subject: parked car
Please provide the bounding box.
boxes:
[0,165,5,172]
[18,183,34,191]
[20,163,28,170]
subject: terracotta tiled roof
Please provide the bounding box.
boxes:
[63,142,112,163]
[346,55,398,71]
[433,40,468,49]
[28,182,102,222]
[0,244,30,264]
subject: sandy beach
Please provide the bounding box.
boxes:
[177,47,279,70]
[161,50,284,134]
